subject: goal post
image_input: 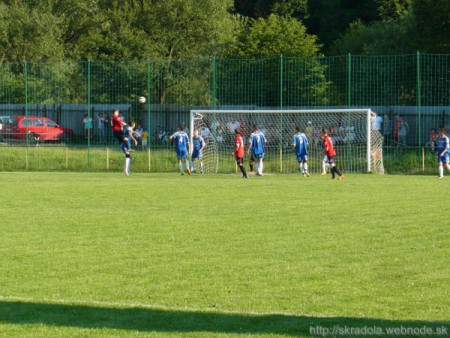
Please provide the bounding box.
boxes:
[190,109,384,174]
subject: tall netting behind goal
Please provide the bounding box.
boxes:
[190,109,384,174]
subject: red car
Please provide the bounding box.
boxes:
[3,116,74,144]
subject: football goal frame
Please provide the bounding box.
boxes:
[190,109,384,174]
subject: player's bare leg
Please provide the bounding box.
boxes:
[185,159,191,175]
[303,161,310,177]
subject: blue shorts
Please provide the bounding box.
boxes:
[438,153,449,164]
[191,151,202,159]
[252,152,264,159]
[176,149,188,159]
[296,154,308,162]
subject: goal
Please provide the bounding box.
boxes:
[190,109,384,174]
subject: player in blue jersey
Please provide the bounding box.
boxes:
[247,124,267,176]
[437,128,450,179]
[122,121,138,175]
[292,126,310,177]
[169,123,191,175]
[191,129,205,173]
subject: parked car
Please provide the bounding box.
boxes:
[0,116,14,142]
[3,116,74,144]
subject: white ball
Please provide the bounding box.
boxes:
[138,96,146,103]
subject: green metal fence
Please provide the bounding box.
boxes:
[0,53,449,173]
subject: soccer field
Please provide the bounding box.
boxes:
[0,172,448,337]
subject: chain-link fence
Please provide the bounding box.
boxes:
[0,54,449,173]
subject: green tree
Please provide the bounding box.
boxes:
[330,17,416,55]
[234,0,308,19]
[232,14,320,57]
[412,0,450,53]
[375,0,411,21]
[225,15,328,107]
[0,1,64,62]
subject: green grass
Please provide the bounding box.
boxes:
[0,143,442,174]
[0,172,448,337]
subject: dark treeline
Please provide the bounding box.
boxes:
[0,0,448,63]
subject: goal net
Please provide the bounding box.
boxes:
[190,109,384,174]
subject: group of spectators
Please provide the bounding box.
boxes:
[372,113,409,149]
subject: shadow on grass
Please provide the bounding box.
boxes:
[0,300,447,336]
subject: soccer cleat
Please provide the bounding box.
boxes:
[321,172,326,176]
[124,170,129,176]
[338,175,344,180]
[305,172,310,177]
[186,168,192,176]
[181,172,185,176]
[438,176,444,179]
[243,175,248,179]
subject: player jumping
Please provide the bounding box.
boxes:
[122,121,138,175]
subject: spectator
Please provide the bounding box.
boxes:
[200,126,211,139]
[398,115,409,150]
[383,114,392,145]
[394,115,400,146]
[141,129,148,150]
[426,129,437,151]
[97,112,106,140]
[135,124,143,144]
[83,113,93,139]
[371,112,382,131]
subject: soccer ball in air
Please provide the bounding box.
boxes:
[138,96,146,103]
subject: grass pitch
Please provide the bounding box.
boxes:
[0,172,448,337]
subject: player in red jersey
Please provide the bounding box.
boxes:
[322,129,344,180]
[112,109,131,149]
[233,128,248,178]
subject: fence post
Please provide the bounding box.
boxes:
[347,53,354,171]
[24,60,29,170]
[348,53,352,107]
[280,55,283,173]
[147,58,151,172]
[87,60,91,171]
[417,52,422,171]
[213,56,217,109]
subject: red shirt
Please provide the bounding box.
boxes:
[112,115,123,132]
[323,135,336,157]
[235,135,245,158]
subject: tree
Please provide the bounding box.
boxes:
[305,0,381,53]
[412,0,450,53]
[225,15,328,107]
[375,0,411,21]
[234,0,308,19]
[231,14,320,57]
[329,17,416,55]
[0,1,65,62]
